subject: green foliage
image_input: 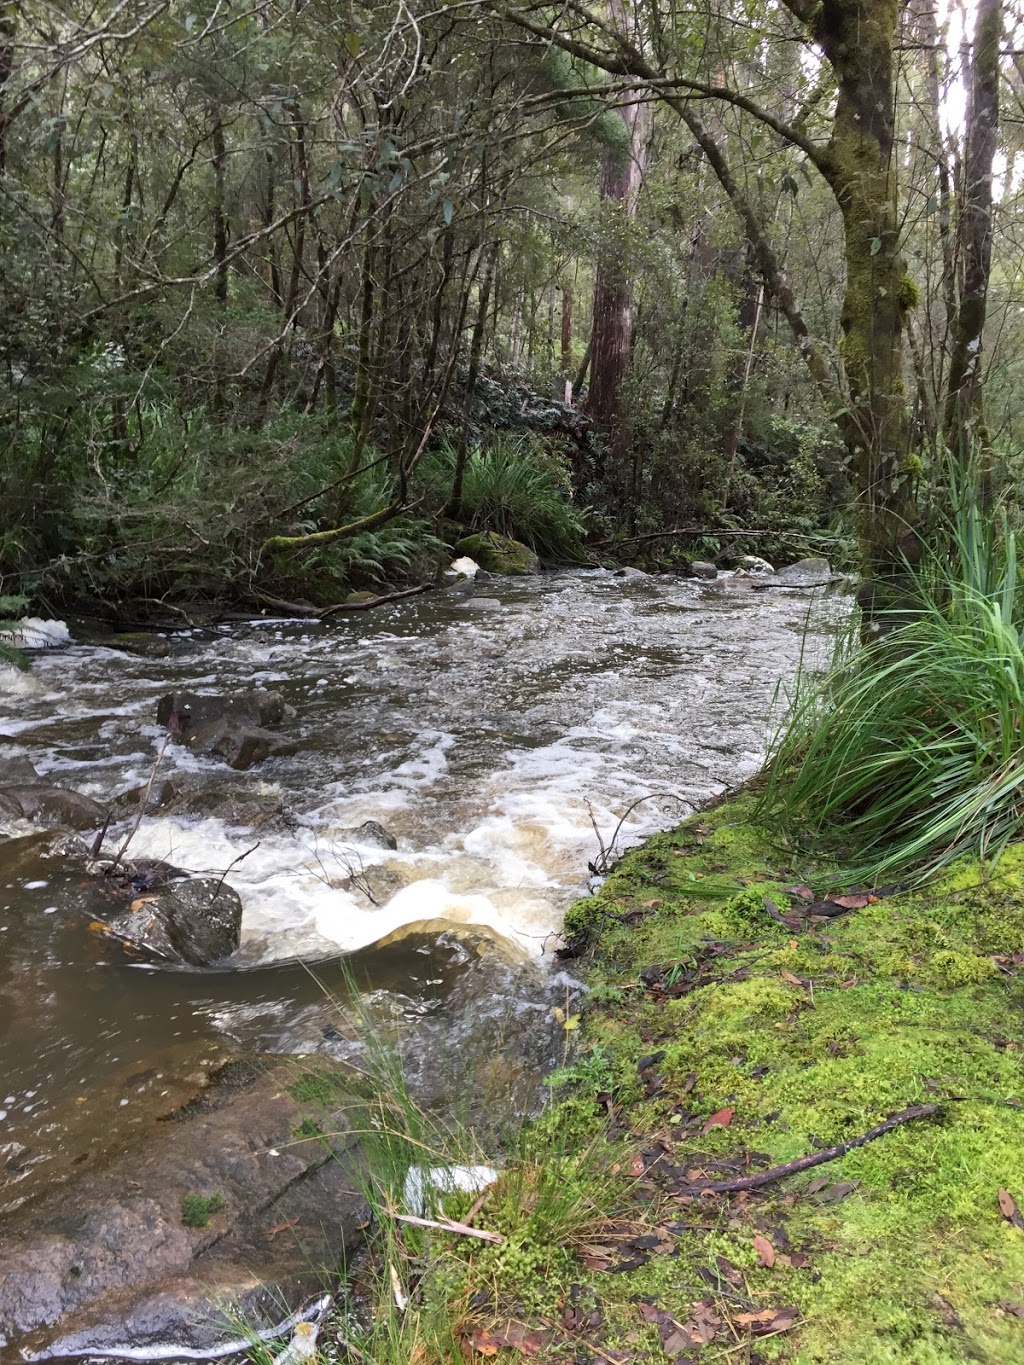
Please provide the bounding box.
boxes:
[0,594,31,671]
[180,1192,226,1228]
[763,479,1024,882]
[430,436,588,563]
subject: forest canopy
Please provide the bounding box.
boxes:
[0,0,1020,611]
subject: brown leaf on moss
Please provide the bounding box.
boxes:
[753,1233,776,1267]
[998,1188,1024,1230]
[733,1306,798,1335]
[700,1106,734,1134]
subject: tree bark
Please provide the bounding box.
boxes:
[587,87,650,426]
[944,0,1002,463]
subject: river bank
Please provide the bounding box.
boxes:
[340,794,1024,1363]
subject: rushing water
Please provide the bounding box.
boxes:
[0,568,843,1211]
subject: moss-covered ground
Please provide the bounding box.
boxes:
[343,797,1024,1363]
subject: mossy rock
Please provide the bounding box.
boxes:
[454,532,540,576]
[344,590,379,604]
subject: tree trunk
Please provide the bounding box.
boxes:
[447,239,498,518]
[806,0,914,599]
[587,90,650,426]
[944,0,1002,466]
[0,1,15,173]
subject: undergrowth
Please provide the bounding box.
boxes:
[762,475,1024,885]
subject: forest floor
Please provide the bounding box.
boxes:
[344,795,1024,1363]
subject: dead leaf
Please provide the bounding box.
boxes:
[642,898,663,908]
[734,1306,798,1335]
[826,892,877,909]
[780,970,804,986]
[629,1154,646,1177]
[700,1106,734,1135]
[87,920,109,933]
[998,1300,1024,1318]
[129,896,160,911]
[998,1188,1024,1230]
[753,1234,776,1268]
[467,1329,499,1357]
[785,885,815,902]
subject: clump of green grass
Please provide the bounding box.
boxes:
[181,1192,226,1228]
[431,435,589,563]
[763,481,1024,884]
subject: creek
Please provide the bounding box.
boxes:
[0,568,842,1214]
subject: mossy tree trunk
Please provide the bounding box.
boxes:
[944,0,1002,472]
[799,0,915,597]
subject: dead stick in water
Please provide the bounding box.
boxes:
[320,583,434,618]
[678,1103,942,1195]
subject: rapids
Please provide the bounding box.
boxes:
[0,568,843,1209]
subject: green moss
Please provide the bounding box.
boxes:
[453,531,539,575]
[181,1192,226,1228]
[898,273,921,313]
[551,800,1024,1361]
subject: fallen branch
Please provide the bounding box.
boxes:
[393,1212,504,1243]
[320,583,434,618]
[678,1103,942,1195]
[251,589,321,617]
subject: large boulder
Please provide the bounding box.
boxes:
[0,1060,367,1360]
[775,555,833,587]
[185,719,298,771]
[0,785,105,830]
[454,532,540,576]
[95,874,243,966]
[689,561,718,581]
[157,691,294,771]
[157,689,286,732]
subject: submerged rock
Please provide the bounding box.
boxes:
[454,532,540,576]
[614,566,649,580]
[186,719,298,771]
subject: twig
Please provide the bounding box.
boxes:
[320,582,434,618]
[393,1212,504,1243]
[210,842,260,901]
[108,735,170,872]
[677,1103,942,1195]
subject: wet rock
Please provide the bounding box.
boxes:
[97,876,243,966]
[454,532,540,575]
[739,554,775,575]
[335,860,414,906]
[0,1060,367,1360]
[113,778,178,812]
[0,785,105,830]
[157,689,286,733]
[0,791,24,819]
[186,719,299,772]
[0,755,41,783]
[340,820,399,851]
[447,556,480,578]
[775,556,833,586]
[689,561,718,580]
[157,690,294,772]
[614,566,649,580]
